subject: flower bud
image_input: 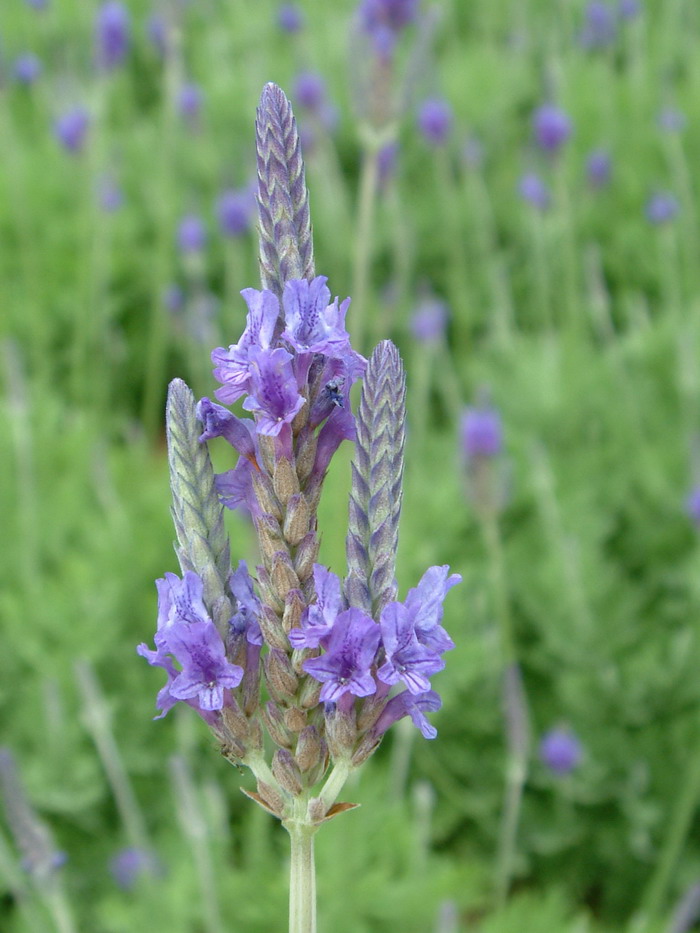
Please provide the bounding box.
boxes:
[283,706,307,732]
[282,588,305,634]
[293,532,320,583]
[272,749,303,796]
[271,550,301,599]
[262,701,294,749]
[258,606,289,651]
[295,725,322,772]
[283,493,311,546]
[273,457,300,506]
[264,648,299,701]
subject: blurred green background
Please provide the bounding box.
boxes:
[2,0,700,930]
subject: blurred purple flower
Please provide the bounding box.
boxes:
[532,104,572,155]
[518,172,550,210]
[359,0,419,34]
[377,141,399,190]
[686,487,700,526]
[294,71,327,113]
[540,728,582,775]
[177,215,207,253]
[645,192,679,225]
[25,0,49,9]
[277,4,304,32]
[618,0,641,18]
[461,406,503,459]
[586,149,612,188]
[146,13,169,57]
[418,98,453,147]
[410,298,448,343]
[95,2,130,70]
[657,108,686,133]
[98,176,124,212]
[54,108,90,154]
[14,54,42,86]
[216,187,255,237]
[110,848,160,890]
[178,82,203,124]
[164,284,185,313]
[579,1,617,48]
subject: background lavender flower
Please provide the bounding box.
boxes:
[586,149,612,188]
[216,187,255,237]
[518,172,550,210]
[686,486,700,526]
[579,1,617,49]
[410,298,448,343]
[618,0,641,19]
[95,1,130,70]
[359,0,419,55]
[178,82,203,125]
[25,0,49,10]
[461,406,503,460]
[532,104,572,155]
[164,283,185,314]
[14,54,42,86]
[294,72,327,113]
[657,108,686,133]
[645,192,679,225]
[277,4,304,32]
[109,847,161,890]
[417,98,453,147]
[540,728,582,775]
[54,108,90,154]
[177,215,207,253]
[146,13,169,57]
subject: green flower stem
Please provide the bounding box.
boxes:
[285,819,318,933]
[318,759,352,815]
[638,725,700,930]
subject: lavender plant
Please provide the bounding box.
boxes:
[139,82,460,932]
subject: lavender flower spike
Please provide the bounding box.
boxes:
[256,83,315,300]
[345,340,405,616]
[166,379,234,638]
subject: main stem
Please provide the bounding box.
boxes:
[286,821,317,933]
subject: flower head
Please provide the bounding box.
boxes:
[579,1,617,48]
[177,215,207,253]
[95,2,130,70]
[302,608,380,702]
[294,72,327,112]
[54,108,90,154]
[179,82,203,124]
[289,565,344,649]
[377,601,445,694]
[417,98,453,147]
[216,187,255,237]
[278,4,304,32]
[645,192,679,225]
[540,727,582,775]
[461,406,503,459]
[533,104,572,154]
[686,486,700,526]
[14,54,42,86]
[518,172,550,210]
[586,149,612,188]
[281,277,360,366]
[242,347,305,436]
[410,298,448,343]
[212,288,279,404]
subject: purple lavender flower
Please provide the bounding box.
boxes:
[281,277,360,365]
[586,149,612,188]
[212,288,279,403]
[359,0,419,53]
[54,108,90,154]
[302,608,380,702]
[216,187,255,238]
[417,98,453,147]
[277,4,304,32]
[289,564,344,649]
[410,298,448,343]
[242,347,305,436]
[403,565,459,655]
[461,407,503,459]
[377,601,445,694]
[178,82,203,124]
[229,561,263,645]
[518,172,550,210]
[579,1,617,48]
[294,72,326,112]
[374,689,442,739]
[532,104,572,155]
[95,2,130,70]
[540,727,582,775]
[25,0,49,10]
[109,848,160,890]
[196,398,257,459]
[377,141,399,190]
[686,487,700,526]
[177,215,207,253]
[657,108,686,133]
[164,284,185,313]
[618,0,640,18]
[146,13,169,57]
[14,54,42,86]
[645,192,679,225]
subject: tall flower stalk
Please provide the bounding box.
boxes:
[139,83,460,932]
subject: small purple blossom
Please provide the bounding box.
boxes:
[579,1,617,48]
[417,98,453,147]
[618,0,640,19]
[242,347,305,436]
[54,108,90,154]
[25,0,49,10]
[403,565,459,655]
[164,284,185,313]
[212,288,279,404]
[14,54,42,86]
[302,608,380,702]
[229,561,263,645]
[518,172,550,211]
[289,565,344,649]
[110,848,160,890]
[374,689,442,739]
[586,149,612,188]
[377,601,445,694]
[461,407,503,459]
[359,0,419,44]
[532,104,572,155]
[645,192,679,225]
[686,486,700,526]
[281,277,360,366]
[657,108,686,133]
[95,2,130,70]
[410,298,448,343]
[277,4,304,32]
[294,72,327,113]
[178,82,203,124]
[540,728,582,775]
[216,187,255,237]
[177,215,207,253]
